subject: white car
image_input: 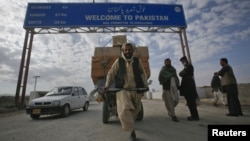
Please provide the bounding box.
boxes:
[26,86,89,119]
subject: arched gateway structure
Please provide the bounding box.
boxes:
[16,2,191,107]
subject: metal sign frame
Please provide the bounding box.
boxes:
[15,3,192,107]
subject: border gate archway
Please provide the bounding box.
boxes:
[15,2,192,107]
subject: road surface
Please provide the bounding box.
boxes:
[0,99,249,141]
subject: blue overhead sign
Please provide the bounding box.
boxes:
[23,3,187,28]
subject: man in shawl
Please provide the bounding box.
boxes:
[158,58,180,122]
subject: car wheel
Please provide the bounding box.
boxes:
[83,102,89,111]
[61,104,70,117]
[136,102,144,121]
[102,100,109,124]
[30,114,40,119]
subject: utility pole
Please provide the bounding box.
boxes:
[33,76,40,92]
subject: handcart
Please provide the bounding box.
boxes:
[96,80,145,123]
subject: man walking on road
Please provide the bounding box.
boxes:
[158,58,180,122]
[104,43,148,141]
[211,72,227,106]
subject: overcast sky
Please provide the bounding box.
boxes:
[0,0,250,96]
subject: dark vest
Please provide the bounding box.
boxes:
[115,57,145,92]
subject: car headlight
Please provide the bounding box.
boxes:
[52,101,60,106]
[28,101,34,106]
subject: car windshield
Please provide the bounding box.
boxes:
[46,87,73,96]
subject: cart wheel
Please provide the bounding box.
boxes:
[137,102,144,121]
[102,100,109,124]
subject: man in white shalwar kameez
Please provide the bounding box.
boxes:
[104,43,148,141]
